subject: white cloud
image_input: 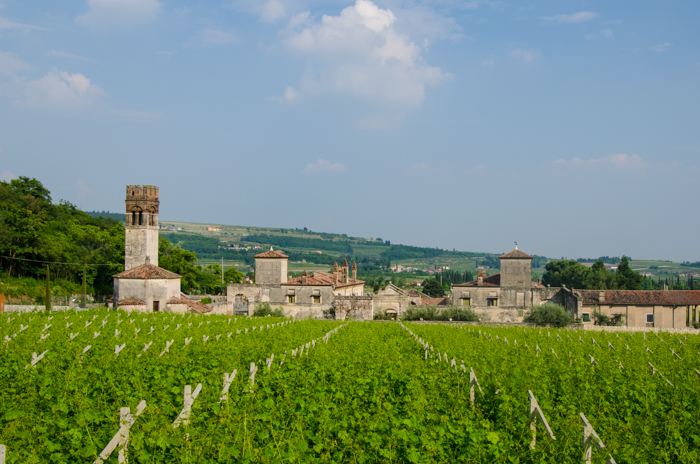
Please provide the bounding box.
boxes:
[550,153,647,170]
[185,28,239,47]
[480,58,495,67]
[585,29,613,40]
[357,113,403,131]
[15,71,104,109]
[76,0,160,27]
[0,15,42,32]
[509,48,541,63]
[543,11,598,24]
[47,49,92,61]
[651,42,671,52]
[261,0,286,23]
[302,159,347,174]
[406,162,431,173]
[281,0,451,110]
[0,50,29,75]
[1,170,14,182]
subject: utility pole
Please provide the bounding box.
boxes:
[45,264,51,314]
[82,261,87,308]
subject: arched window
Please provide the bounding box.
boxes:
[138,211,143,225]
[131,211,136,225]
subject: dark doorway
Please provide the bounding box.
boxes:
[153,301,160,312]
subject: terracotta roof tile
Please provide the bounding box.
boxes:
[114,264,180,279]
[282,271,364,287]
[167,297,212,313]
[499,249,533,259]
[421,297,448,306]
[578,290,700,306]
[254,248,289,259]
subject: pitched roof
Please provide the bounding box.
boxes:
[254,248,289,259]
[499,249,533,259]
[167,297,212,313]
[421,297,448,306]
[453,273,501,287]
[578,290,700,306]
[114,264,181,280]
[117,298,146,306]
[281,270,364,288]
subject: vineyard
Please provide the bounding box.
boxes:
[1,313,699,463]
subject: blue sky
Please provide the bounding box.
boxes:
[0,0,698,261]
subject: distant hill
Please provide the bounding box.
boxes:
[85,211,125,223]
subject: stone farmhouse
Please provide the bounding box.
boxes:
[450,246,700,329]
[227,253,371,320]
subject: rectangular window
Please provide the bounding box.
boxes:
[487,298,498,307]
[646,314,654,323]
[312,295,321,304]
[582,313,590,322]
[287,295,295,304]
[461,298,471,307]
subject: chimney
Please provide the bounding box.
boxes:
[477,275,484,286]
[145,256,150,265]
[598,291,605,303]
[301,270,308,285]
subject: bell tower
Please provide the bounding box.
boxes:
[124,185,159,270]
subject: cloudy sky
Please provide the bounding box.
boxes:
[1,0,698,261]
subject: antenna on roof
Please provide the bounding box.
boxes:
[515,241,518,250]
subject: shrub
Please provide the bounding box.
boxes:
[253,302,285,317]
[593,310,625,326]
[373,309,394,320]
[402,306,479,322]
[200,297,212,305]
[523,304,574,327]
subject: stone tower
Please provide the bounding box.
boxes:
[254,248,289,286]
[124,185,160,270]
[499,245,533,288]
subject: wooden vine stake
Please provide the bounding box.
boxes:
[219,370,237,403]
[528,390,556,450]
[580,413,616,464]
[469,368,482,407]
[173,384,202,429]
[248,363,258,393]
[0,444,5,464]
[93,400,146,464]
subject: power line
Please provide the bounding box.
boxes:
[0,255,120,267]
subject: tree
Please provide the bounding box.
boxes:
[541,260,589,289]
[422,278,445,298]
[583,259,614,289]
[224,266,243,284]
[614,256,642,290]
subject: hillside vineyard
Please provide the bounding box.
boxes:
[1,312,698,462]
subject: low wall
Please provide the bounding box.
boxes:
[582,325,700,334]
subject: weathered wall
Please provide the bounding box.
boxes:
[254,258,287,286]
[499,258,532,288]
[335,296,373,321]
[125,227,159,270]
[581,304,693,329]
[114,278,180,312]
[272,285,335,306]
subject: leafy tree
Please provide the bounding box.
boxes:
[422,278,445,298]
[583,259,614,289]
[224,266,243,284]
[541,260,589,289]
[613,256,642,290]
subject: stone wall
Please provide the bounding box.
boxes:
[254,258,287,286]
[124,226,159,270]
[335,296,373,321]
